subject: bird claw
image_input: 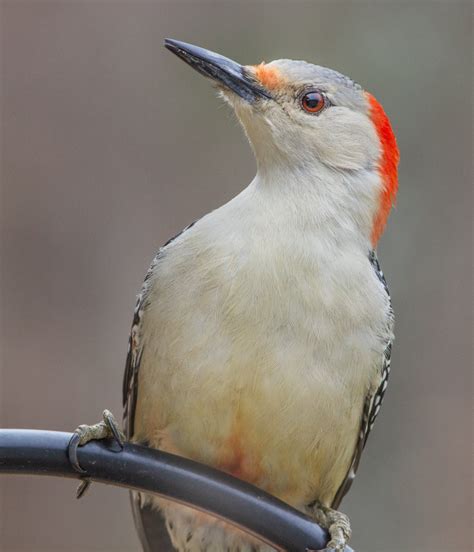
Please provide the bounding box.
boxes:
[307,502,352,551]
[68,409,125,498]
[75,478,92,499]
[68,432,87,474]
[102,409,125,448]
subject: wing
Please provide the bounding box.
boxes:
[122,222,197,552]
[331,250,393,509]
[123,220,197,438]
[122,253,158,440]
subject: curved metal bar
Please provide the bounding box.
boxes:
[0,429,353,552]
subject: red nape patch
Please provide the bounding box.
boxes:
[366,92,400,246]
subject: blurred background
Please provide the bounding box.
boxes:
[0,1,471,551]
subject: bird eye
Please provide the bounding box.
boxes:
[300,91,326,114]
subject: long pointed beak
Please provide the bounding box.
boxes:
[164,39,271,102]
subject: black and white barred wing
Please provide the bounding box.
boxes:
[331,251,393,509]
[122,223,198,552]
[122,221,197,439]
[122,255,159,440]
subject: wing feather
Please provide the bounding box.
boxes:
[123,221,197,439]
[122,222,197,551]
[331,250,393,509]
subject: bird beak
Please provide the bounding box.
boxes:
[164,39,272,103]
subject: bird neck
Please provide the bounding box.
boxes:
[249,161,380,253]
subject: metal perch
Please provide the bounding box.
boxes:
[0,429,353,552]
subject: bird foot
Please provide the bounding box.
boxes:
[68,409,125,498]
[308,502,352,551]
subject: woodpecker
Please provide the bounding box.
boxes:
[86,39,400,552]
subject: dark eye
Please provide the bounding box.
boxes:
[300,90,326,114]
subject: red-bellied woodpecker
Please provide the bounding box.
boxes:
[75,39,399,552]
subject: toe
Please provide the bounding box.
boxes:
[103,410,125,447]
[68,432,87,474]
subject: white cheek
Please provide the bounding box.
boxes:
[248,106,379,173]
[311,109,379,170]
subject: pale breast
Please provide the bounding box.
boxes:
[133,205,391,507]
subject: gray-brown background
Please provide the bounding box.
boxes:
[0,1,472,551]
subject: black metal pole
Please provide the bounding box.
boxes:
[0,429,353,552]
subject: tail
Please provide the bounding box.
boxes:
[130,491,174,551]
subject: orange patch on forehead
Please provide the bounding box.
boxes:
[253,62,283,90]
[366,92,400,246]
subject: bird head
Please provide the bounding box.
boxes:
[165,39,399,246]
